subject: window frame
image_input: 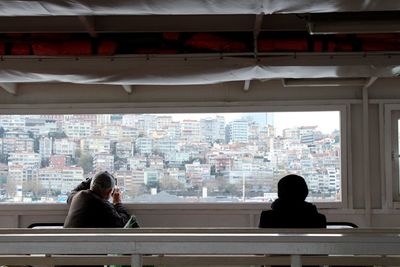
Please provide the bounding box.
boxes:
[384,104,400,208]
[0,104,348,209]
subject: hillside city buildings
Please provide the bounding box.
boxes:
[0,113,341,203]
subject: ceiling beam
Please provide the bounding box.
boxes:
[307,13,400,34]
[0,83,18,95]
[122,85,133,94]
[78,16,97,37]
[0,14,306,33]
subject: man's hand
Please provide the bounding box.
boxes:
[112,187,122,204]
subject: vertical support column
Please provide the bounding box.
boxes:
[290,255,302,267]
[131,254,142,267]
[378,103,388,209]
[362,77,376,226]
[362,85,371,226]
[346,103,354,209]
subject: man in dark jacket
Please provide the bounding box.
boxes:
[64,171,130,228]
[259,174,326,228]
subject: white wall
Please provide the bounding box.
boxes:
[1,78,400,228]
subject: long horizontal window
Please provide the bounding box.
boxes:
[0,111,341,203]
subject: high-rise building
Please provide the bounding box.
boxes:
[25,118,59,136]
[39,137,53,159]
[93,153,114,172]
[100,125,123,141]
[225,120,249,143]
[63,121,93,138]
[38,167,63,191]
[135,137,153,155]
[0,115,25,131]
[96,114,111,126]
[2,137,34,155]
[181,120,201,142]
[81,137,111,155]
[156,116,173,129]
[8,152,41,169]
[299,126,318,144]
[137,114,157,136]
[115,141,134,159]
[153,137,178,154]
[60,167,84,193]
[200,116,225,143]
[53,138,77,156]
[128,156,147,170]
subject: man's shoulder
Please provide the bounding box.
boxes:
[74,189,91,197]
[71,189,98,202]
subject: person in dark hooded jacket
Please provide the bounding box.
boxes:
[259,174,326,228]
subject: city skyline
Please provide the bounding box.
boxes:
[0,112,342,203]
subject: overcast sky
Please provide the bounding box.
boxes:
[162,111,340,134]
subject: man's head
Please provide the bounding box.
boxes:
[90,171,116,199]
[277,174,309,201]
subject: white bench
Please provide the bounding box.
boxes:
[0,228,399,267]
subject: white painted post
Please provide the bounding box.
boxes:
[131,254,142,267]
[290,255,302,267]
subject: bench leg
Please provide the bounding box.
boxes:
[131,254,142,267]
[291,255,302,267]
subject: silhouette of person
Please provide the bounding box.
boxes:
[259,174,326,228]
[64,171,130,228]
